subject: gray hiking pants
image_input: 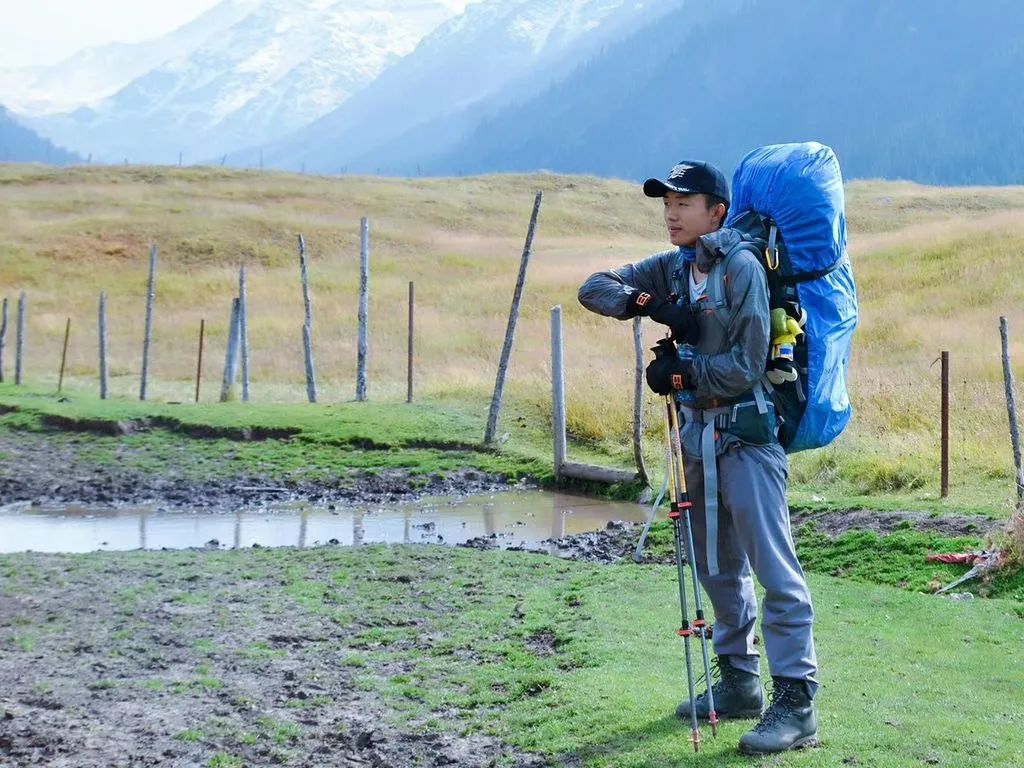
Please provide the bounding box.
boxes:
[682,440,819,694]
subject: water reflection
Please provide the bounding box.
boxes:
[0,490,648,554]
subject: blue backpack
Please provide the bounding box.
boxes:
[725,142,858,453]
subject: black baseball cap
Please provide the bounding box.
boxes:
[643,160,730,204]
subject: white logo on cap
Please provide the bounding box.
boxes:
[669,163,694,179]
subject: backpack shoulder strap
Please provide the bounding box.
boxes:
[708,239,763,309]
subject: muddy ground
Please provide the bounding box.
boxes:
[0,425,1003,767]
[1,427,519,511]
[0,549,554,768]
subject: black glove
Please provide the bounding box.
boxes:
[626,290,699,344]
[645,339,694,395]
[626,289,658,317]
[649,301,699,345]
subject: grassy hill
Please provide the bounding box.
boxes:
[2,164,1024,516]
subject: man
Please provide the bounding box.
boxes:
[577,160,819,755]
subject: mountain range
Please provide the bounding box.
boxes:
[0,107,78,165]
[22,0,475,165]
[231,0,686,173]
[428,0,1024,185]
[4,0,1022,184]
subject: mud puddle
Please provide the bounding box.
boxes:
[0,490,649,554]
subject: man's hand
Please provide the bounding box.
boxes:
[627,290,699,344]
[626,290,658,317]
[649,301,699,345]
[645,339,694,395]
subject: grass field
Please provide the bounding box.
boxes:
[2,164,1024,516]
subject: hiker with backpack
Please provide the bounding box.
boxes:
[577,143,857,755]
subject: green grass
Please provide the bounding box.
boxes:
[642,518,1023,600]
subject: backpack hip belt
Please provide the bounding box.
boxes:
[679,381,774,577]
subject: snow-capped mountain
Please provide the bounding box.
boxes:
[0,0,259,116]
[30,0,476,164]
[248,0,685,173]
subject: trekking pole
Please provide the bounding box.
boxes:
[667,398,719,738]
[663,395,702,752]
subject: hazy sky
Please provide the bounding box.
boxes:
[0,0,222,67]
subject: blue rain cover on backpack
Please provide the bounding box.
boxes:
[726,142,858,453]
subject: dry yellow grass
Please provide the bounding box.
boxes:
[3,164,1024,510]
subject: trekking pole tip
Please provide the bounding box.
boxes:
[709,711,719,737]
[691,729,701,752]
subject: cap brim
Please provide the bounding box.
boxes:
[643,178,699,197]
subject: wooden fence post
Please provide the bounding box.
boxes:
[941,350,949,498]
[1000,317,1024,506]
[139,245,157,401]
[551,305,567,483]
[0,297,7,383]
[356,217,369,401]
[195,319,205,403]
[632,317,650,487]
[220,298,241,402]
[57,317,71,392]
[485,191,543,445]
[298,235,317,403]
[15,292,25,385]
[238,265,250,402]
[407,281,415,404]
[99,292,109,399]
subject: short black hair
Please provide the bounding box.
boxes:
[703,194,729,222]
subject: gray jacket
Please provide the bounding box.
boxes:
[577,230,770,407]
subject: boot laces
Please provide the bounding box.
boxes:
[752,680,802,733]
[695,655,724,700]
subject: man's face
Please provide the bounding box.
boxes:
[662,192,722,247]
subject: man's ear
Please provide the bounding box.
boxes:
[713,202,726,227]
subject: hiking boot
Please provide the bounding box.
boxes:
[738,676,819,755]
[675,655,764,720]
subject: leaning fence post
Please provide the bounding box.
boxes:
[99,292,109,399]
[139,245,157,401]
[632,317,650,487]
[356,217,369,401]
[238,264,250,402]
[15,292,25,385]
[220,298,241,402]
[1000,318,1024,506]
[57,317,71,393]
[551,306,567,483]
[0,297,7,383]
[298,235,317,403]
[485,191,543,445]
